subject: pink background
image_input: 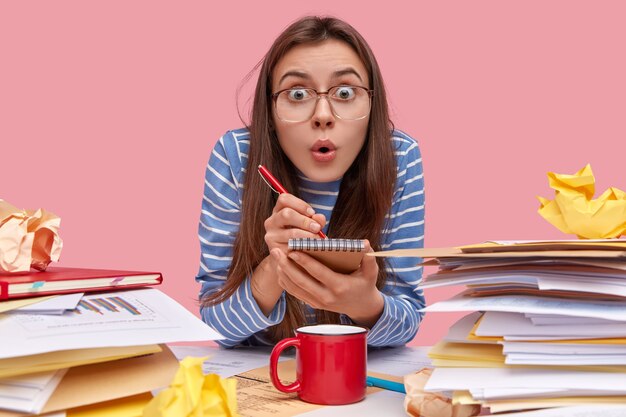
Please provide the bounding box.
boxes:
[2,1,625,346]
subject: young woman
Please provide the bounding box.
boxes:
[196,16,425,348]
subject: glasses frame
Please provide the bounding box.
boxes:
[271,85,374,123]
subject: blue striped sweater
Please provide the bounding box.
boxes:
[196,128,425,347]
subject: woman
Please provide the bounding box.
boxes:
[196,16,425,347]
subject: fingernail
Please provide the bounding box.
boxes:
[307,207,315,216]
[289,252,299,261]
[271,249,280,260]
[309,222,321,232]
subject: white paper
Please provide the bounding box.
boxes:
[525,314,615,326]
[169,345,432,379]
[367,346,432,376]
[476,311,626,338]
[0,288,223,359]
[505,353,626,365]
[472,387,626,400]
[168,345,217,361]
[300,390,406,417]
[422,293,626,321]
[425,367,626,392]
[11,293,83,315]
[443,312,491,343]
[501,341,626,355]
[491,405,626,417]
[0,369,67,413]
[488,239,626,245]
[203,347,290,377]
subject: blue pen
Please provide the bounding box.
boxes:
[366,376,406,394]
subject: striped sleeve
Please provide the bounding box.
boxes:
[195,129,286,347]
[366,131,426,347]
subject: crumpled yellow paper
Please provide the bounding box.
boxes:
[538,164,626,239]
[0,199,63,273]
[404,368,481,417]
[143,356,238,417]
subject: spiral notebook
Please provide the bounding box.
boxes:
[288,238,366,274]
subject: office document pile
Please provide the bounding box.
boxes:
[0,288,223,416]
[416,239,626,414]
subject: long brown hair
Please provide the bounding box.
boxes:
[202,16,397,342]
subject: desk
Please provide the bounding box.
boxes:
[169,345,432,417]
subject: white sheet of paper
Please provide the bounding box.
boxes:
[367,346,432,376]
[525,313,616,326]
[423,293,626,321]
[501,341,626,355]
[0,288,223,359]
[505,353,626,366]
[11,293,84,314]
[476,311,626,338]
[204,347,290,377]
[443,312,490,343]
[425,367,626,391]
[0,369,67,413]
[491,405,626,417]
[300,390,406,417]
[472,387,626,400]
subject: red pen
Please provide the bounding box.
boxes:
[258,164,327,239]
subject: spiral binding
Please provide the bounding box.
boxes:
[288,238,365,252]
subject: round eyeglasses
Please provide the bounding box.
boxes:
[272,85,373,123]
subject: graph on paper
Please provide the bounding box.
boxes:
[12,291,167,333]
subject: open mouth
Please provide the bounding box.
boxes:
[311,140,337,163]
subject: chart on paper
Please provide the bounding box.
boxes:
[12,291,166,333]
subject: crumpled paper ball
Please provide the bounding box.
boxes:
[0,199,63,272]
[537,164,626,239]
[143,356,238,417]
[404,368,481,417]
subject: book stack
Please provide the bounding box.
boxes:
[0,267,223,416]
[375,239,626,414]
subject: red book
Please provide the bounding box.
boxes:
[0,267,163,300]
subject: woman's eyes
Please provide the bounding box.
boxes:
[332,86,356,100]
[287,89,312,101]
[285,86,357,101]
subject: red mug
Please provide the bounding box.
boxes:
[269,324,368,405]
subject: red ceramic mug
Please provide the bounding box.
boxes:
[269,324,368,405]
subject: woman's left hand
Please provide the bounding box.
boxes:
[270,240,385,328]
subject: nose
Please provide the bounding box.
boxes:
[311,96,335,128]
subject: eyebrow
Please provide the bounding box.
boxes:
[277,67,364,87]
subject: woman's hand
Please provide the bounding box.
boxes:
[251,193,326,316]
[270,240,385,328]
[264,193,327,253]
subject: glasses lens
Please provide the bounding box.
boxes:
[275,86,371,122]
[328,86,371,120]
[275,88,317,122]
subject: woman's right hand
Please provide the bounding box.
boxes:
[251,193,326,316]
[264,193,327,253]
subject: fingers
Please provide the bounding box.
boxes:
[354,240,378,275]
[264,208,322,234]
[272,193,315,216]
[287,251,336,286]
[271,249,327,308]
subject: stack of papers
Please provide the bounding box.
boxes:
[0,288,224,415]
[373,239,626,413]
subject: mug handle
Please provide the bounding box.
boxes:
[269,337,301,393]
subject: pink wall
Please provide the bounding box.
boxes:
[2,1,625,346]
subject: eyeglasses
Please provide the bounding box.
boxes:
[271,85,373,123]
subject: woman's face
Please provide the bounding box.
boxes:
[271,39,370,182]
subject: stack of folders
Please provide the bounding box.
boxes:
[0,267,223,416]
[374,239,626,414]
